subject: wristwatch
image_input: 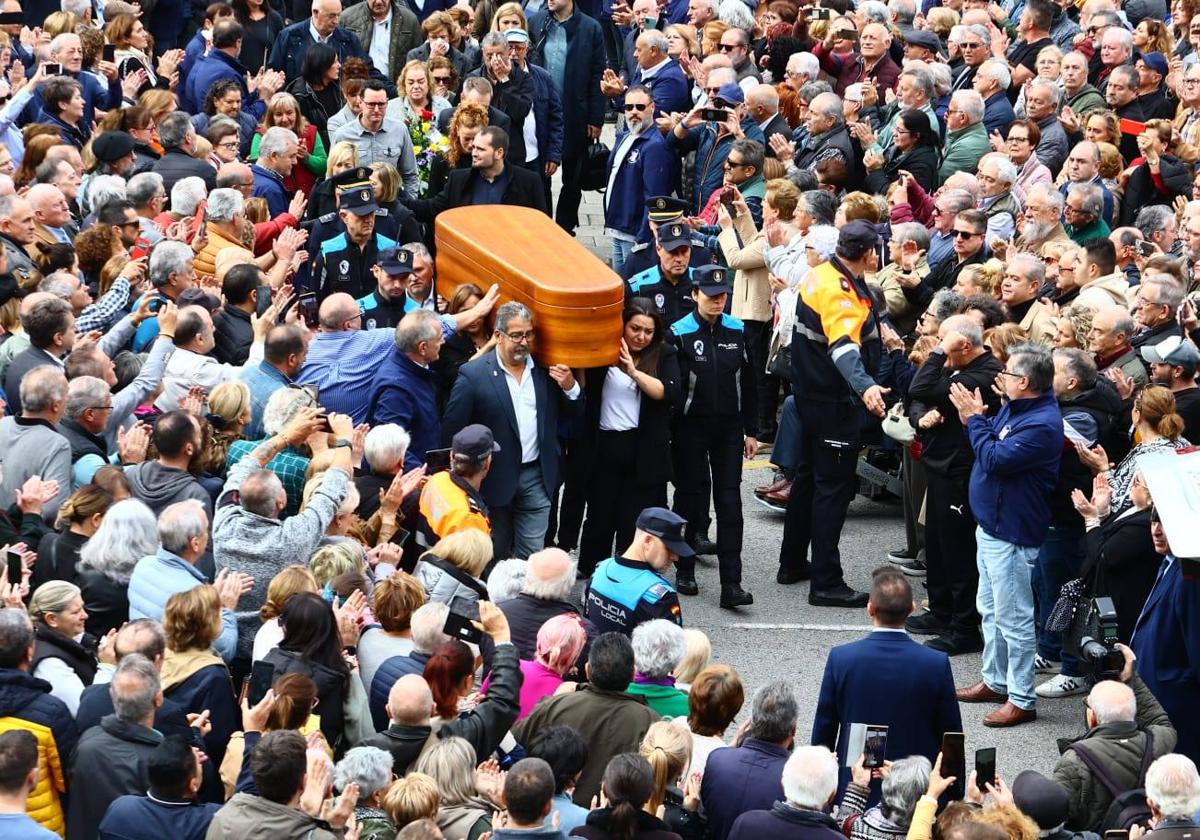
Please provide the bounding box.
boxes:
[333,438,353,449]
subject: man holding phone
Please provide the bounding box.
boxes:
[418,425,495,542]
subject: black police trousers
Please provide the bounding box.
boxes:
[778,426,859,591]
[924,470,981,634]
[672,418,744,585]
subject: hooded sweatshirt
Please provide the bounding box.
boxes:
[124,461,213,519]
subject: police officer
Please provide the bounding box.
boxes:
[621,196,714,281]
[359,247,420,330]
[583,506,690,636]
[778,220,886,608]
[310,184,400,302]
[669,266,755,609]
[627,221,698,328]
[418,424,495,543]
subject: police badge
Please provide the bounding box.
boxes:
[655,293,665,309]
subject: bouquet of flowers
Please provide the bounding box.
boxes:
[407,108,450,198]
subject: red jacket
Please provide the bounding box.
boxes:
[812,42,901,103]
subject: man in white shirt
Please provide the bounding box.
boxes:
[155,304,271,411]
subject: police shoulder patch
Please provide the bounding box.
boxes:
[645,582,672,603]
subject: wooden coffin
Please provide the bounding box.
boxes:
[435,206,624,368]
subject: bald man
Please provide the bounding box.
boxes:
[491,548,597,664]
[25,184,73,249]
[746,84,790,157]
[267,0,397,95]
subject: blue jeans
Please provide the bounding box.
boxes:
[611,237,634,276]
[1033,525,1084,676]
[976,527,1038,710]
[770,395,800,473]
[490,462,552,560]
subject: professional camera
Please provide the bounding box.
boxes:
[1075,596,1124,682]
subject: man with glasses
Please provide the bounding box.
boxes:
[950,24,992,93]
[604,85,678,276]
[1175,64,1200,150]
[1131,275,1186,350]
[1059,141,1114,226]
[443,301,584,561]
[331,80,418,195]
[1064,182,1111,245]
[58,376,118,489]
[667,80,765,214]
[127,172,168,247]
[940,90,989,186]
[924,189,976,267]
[950,342,1062,727]
[718,27,761,90]
[912,209,988,310]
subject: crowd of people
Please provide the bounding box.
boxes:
[0,0,1198,839]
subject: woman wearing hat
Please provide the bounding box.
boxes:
[80,131,137,216]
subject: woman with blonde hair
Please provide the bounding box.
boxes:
[391,60,453,125]
[29,580,99,716]
[953,260,1003,299]
[515,614,588,719]
[974,804,1039,840]
[414,528,491,616]
[31,485,113,590]
[253,564,320,662]
[197,381,252,478]
[305,140,361,220]
[639,721,696,819]
[701,20,730,55]
[310,542,367,589]
[671,629,712,690]
[249,92,328,195]
[490,2,527,33]
[665,24,700,61]
[416,736,500,840]
[983,323,1030,364]
[383,772,440,830]
[1053,303,1095,349]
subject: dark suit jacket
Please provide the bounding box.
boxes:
[403,162,548,223]
[436,104,512,136]
[4,346,61,417]
[812,630,962,798]
[759,113,793,158]
[442,349,585,507]
[464,64,535,165]
[528,7,607,159]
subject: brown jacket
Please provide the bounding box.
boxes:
[718,211,773,323]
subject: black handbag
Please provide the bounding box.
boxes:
[579,139,611,192]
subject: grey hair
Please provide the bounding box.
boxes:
[495,301,534,333]
[888,0,917,25]
[978,58,1011,91]
[87,175,129,215]
[940,314,983,348]
[0,608,33,666]
[1088,681,1136,724]
[37,271,80,300]
[402,241,431,261]
[205,188,244,223]
[860,0,890,24]
[259,126,298,161]
[486,558,528,601]
[157,500,208,555]
[1143,274,1185,310]
[638,29,669,54]
[149,240,194,289]
[410,601,450,653]
[802,190,837,226]
[782,746,838,809]
[810,92,844,123]
[127,172,165,208]
[109,653,160,724]
[170,177,207,216]
[891,222,930,251]
[78,499,160,585]
[797,80,832,102]
[950,90,984,124]
[262,385,312,436]
[334,747,394,799]
[48,33,81,57]
[880,756,931,827]
[1068,182,1104,218]
[1009,252,1046,285]
[414,736,477,806]
[748,680,798,742]
[65,376,110,421]
[1146,755,1200,821]
[1110,64,1138,89]
[938,188,975,217]
[930,288,965,324]
[480,31,507,50]
[1008,342,1055,392]
[1031,183,1065,213]
[925,61,952,95]
[707,67,737,89]
[20,366,67,414]
[1104,25,1133,51]
[966,23,992,45]
[522,559,576,601]
[630,619,687,678]
[62,0,93,17]
[789,52,819,80]
[363,424,411,474]
[717,0,755,31]
[1136,205,1175,240]
[1053,347,1099,391]
[1028,80,1063,107]
[158,112,195,150]
[902,66,935,101]
[395,309,442,355]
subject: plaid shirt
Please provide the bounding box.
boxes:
[76,276,131,334]
[226,438,311,518]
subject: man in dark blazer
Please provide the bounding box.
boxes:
[401,126,548,222]
[746,83,792,159]
[442,300,585,560]
[812,568,963,799]
[268,0,396,95]
[465,33,535,167]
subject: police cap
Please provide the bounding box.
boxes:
[340,185,379,216]
[838,220,878,260]
[645,196,688,223]
[452,424,501,460]
[636,507,695,557]
[657,222,691,251]
[379,247,414,276]
[333,166,373,190]
[693,265,730,296]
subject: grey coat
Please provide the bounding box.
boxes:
[1034,115,1070,178]
[414,557,484,617]
[0,417,71,523]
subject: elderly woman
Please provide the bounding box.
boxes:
[414,529,491,615]
[29,581,99,716]
[389,60,453,125]
[416,736,500,840]
[514,614,587,720]
[357,572,426,695]
[336,746,398,840]
[354,425,411,520]
[838,755,931,840]
[626,619,689,718]
[685,664,743,776]
[76,499,158,637]
[672,629,711,691]
[250,92,328,196]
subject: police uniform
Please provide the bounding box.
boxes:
[627,222,699,333]
[778,221,883,606]
[582,506,691,636]
[310,184,399,302]
[669,267,755,608]
[620,196,715,281]
[357,246,419,330]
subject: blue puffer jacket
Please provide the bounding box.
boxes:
[370,651,431,731]
[127,549,238,662]
[664,118,766,214]
[966,391,1063,548]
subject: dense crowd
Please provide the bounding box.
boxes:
[0,0,1198,840]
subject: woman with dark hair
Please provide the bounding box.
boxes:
[106,13,184,99]
[574,753,681,840]
[863,110,940,194]
[423,639,476,719]
[434,282,495,404]
[232,0,284,73]
[261,590,358,754]
[32,242,76,277]
[99,105,160,172]
[577,298,682,576]
[287,43,345,148]
[192,79,258,160]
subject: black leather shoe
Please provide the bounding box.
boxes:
[776,566,811,585]
[808,585,869,607]
[905,611,949,636]
[720,585,753,608]
[925,633,984,656]
[693,535,718,556]
[676,576,699,596]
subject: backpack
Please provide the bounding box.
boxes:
[1067,729,1156,832]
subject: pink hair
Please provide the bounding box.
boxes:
[535,614,587,675]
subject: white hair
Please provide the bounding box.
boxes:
[983,154,1018,186]
[951,89,984,124]
[78,499,160,585]
[631,619,688,678]
[259,126,298,160]
[262,385,312,436]
[158,500,208,555]
[363,424,411,474]
[1146,754,1200,821]
[85,175,128,216]
[127,172,165,208]
[782,746,839,809]
[205,187,244,223]
[717,0,755,31]
[486,558,528,601]
[65,376,110,421]
[410,601,450,654]
[978,58,1011,91]
[789,52,819,81]
[170,177,207,216]
[149,241,194,289]
[334,747,394,799]
[860,0,890,24]
[1088,681,1137,724]
[807,225,839,261]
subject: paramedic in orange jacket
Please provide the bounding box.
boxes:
[419,424,495,543]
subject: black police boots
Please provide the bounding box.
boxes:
[720,584,753,609]
[676,576,699,596]
[693,534,719,556]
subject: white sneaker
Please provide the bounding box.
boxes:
[1034,654,1061,675]
[1036,673,1088,698]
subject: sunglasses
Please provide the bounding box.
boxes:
[718,43,738,51]
[433,75,452,83]
[953,229,980,238]
[625,102,649,111]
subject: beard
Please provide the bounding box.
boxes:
[1022,219,1054,242]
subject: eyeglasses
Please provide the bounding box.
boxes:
[704,86,722,95]
[433,75,452,83]
[996,370,1027,378]
[1064,204,1090,215]
[717,43,738,51]
[625,102,649,111]
[502,330,535,343]
[1006,134,1030,143]
[85,405,114,412]
[361,100,388,109]
[953,229,980,238]
[119,220,140,229]
[960,41,984,49]
[218,141,239,149]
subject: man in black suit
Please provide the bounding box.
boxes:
[442,301,584,560]
[812,568,963,798]
[746,83,791,159]
[402,126,548,222]
[435,78,513,136]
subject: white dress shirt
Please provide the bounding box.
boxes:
[369,12,392,76]
[502,356,581,463]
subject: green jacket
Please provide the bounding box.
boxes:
[1067,217,1111,245]
[625,681,690,719]
[939,122,990,186]
[1067,85,1107,119]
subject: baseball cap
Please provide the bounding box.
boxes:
[1011,771,1070,831]
[904,30,940,53]
[451,424,501,460]
[1140,335,1200,365]
[504,28,530,43]
[714,82,745,106]
[693,264,731,296]
[636,507,695,558]
[91,131,136,163]
[657,222,692,251]
[339,185,379,216]
[1142,51,1169,76]
[645,195,688,223]
[838,220,878,260]
[379,247,414,276]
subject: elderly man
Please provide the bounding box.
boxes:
[1060,50,1106,121]
[17,34,118,129]
[926,189,976,267]
[1177,63,1200,150]
[973,59,1016,137]
[330,80,417,192]
[0,367,70,523]
[155,305,268,411]
[875,222,931,336]
[339,0,421,81]
[1096,26,1134,91]
[368,309,444,468]
[1136,206,1180,258]
[814,23,900,102]
[1104,66,1146,162]
[495,547,596,659]
[268,0,393,91]
[213,406,354,654]
[746,84,790,154]
[1060,141,1114,226]
[132,242,198,352]
[150,112,218,194]
[727,746,843,840]
[718,27,762,90]
[126,173,167,246]
[250,127,299,219]
[25,184,73,249]
[58,376,114,489]
[1089,306,1149,387]
[977,153,1021,243]
[604,28,691,116]
[0,193,40,292]
[950,24,993,92]
[951,343,1062,727]
[1002,254,1057,345]
[1065,182,1111,245]
[1132,275,1186,349]
[940,90,989,185]
[1141,755,1200,838]
[792,91,854,173]
[465,32,535,167]
[1025,81,1070,176]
